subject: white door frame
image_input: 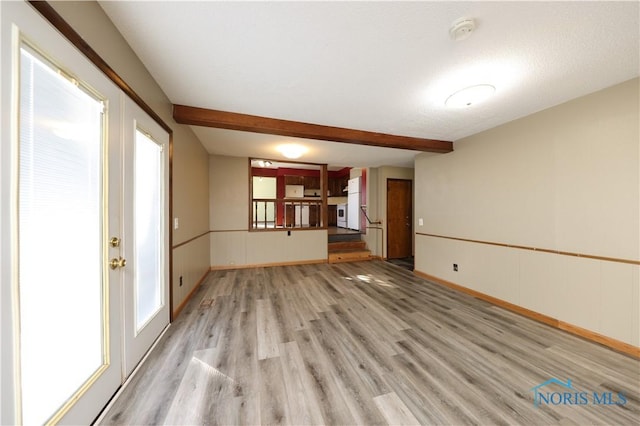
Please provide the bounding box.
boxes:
[121,98,171,378]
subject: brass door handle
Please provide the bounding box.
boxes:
[109,257,127,270]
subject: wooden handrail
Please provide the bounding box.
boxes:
[360,205,382,225]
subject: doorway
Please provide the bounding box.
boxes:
[387,179,413,260]
[1,3,170,423]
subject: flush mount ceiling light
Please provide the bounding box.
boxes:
[445,84,495,108]
[277,143,307,159]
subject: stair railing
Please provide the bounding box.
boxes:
[360,205,383,259]
[360,205,381,225]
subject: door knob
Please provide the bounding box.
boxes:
[109,237,121,247]
[109,256,127,270]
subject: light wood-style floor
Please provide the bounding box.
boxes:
[100,261,639,425]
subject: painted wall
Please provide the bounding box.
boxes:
[209,155,327,268]
[362,167,382,257]
[414,78,640,346]
[364,166,415,259]
[49,1,212,312]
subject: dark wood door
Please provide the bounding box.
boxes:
[285,205,295,227]
[387,179,412,259]
[328,205,337,226]
[309,205,320,227]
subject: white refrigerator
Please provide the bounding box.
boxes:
[347,177,360,230]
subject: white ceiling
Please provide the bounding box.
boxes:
[99,1,639,168]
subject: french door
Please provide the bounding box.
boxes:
[1,2,169,424]
[121,99,170,378]
[14,38,124,426]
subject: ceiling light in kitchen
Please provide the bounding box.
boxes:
[277,143,307,159]
[445,84,495,108]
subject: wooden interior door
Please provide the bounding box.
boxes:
[387,179,413,259]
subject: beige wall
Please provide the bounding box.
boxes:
[364,166,415,258]
[210,155,249,231]
[414,78,640,346]
[49,1,211,311]
[209,155,327,267]
[362,167,381,257]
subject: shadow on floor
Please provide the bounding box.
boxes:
[386,256,414,271]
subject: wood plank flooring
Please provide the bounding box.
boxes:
[99,261,639,425]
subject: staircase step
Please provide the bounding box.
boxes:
[328,249,372,264]
[328,233,362,243]
[328,241,367,251]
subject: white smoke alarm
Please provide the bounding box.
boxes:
[449,18,476,41]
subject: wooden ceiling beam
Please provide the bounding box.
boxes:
[173,104,453,153]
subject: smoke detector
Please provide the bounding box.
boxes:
[449,18,476,41]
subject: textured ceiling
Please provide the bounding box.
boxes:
[99,1,639,168]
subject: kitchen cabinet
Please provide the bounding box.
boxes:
[328,178,336,196]
[285,175,321,191]
[328,205,337,226]
[304,176,320,190]
[309,205,320,227]
[285,205,296,226]
[328,176,348,196]
[285,175,304,185]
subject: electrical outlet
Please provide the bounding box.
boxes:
[453,264,458,272]
[179,275,183,286]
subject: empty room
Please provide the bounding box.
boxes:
[1,1,638,425]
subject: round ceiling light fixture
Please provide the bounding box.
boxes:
[445,84,495,108]
[277,143,307,159]
[449,17,476,41]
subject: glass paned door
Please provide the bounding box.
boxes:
[122,99,170,377]
[3,2,170,423]
[134,129,164,328]
[17,44,120,425]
